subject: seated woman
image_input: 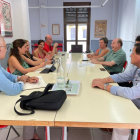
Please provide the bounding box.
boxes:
[0,35,41,140]
[8,39,47,76]
[33,40,50,59]
[87,37,110,59]
[24,40,52,67]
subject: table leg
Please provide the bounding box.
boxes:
[132,129,138,140]
[62,127,67,140]
[45,126,50,140]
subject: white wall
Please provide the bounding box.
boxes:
[117,0,140,69]
[28,0,119,41]
[90,0,119,41]
[117,0,136,42]
[134,0,140,39]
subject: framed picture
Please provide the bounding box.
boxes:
[94,20,107,38]
[0,0,13,37]
[52,24,60,35]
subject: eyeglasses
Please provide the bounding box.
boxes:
[0,46,9,50]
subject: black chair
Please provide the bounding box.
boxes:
[71,45,83,53]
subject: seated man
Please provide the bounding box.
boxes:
[91,38,126,74]
[87,37,110,58]
[92,43,140,140]
[43,34,58,55]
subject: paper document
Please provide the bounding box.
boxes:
[23,76,46,90]
[79,62,95,67]
[44,64,52,68]
[52,80,80,95]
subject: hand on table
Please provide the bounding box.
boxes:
[91,59,99,64]
[46,59,52,64]
[87,54,92,58]
[18,75,29,83]
[92,79,104,90]
[27,77,39,83]
[39,62,47,68]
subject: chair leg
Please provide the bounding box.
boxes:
[11,126,20,137]
[6,126,20,140]
[6,126,12,140]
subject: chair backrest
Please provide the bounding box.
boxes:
[123,61,128,71]
[71,45,83,53]
[96,49,99,52]
[7,67,11,73]
[0,125,8,129]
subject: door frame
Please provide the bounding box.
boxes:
[63,2,91,52]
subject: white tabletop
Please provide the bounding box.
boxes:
[1,52,140,129]
[55,53,140,129]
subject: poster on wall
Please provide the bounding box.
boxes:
[52,24,60,35]
[94,20,107,38]
[0,0,13,37]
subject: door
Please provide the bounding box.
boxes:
[64,2,91,52]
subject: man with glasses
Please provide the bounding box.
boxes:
[92,43,140,140]
[43,34,58,55]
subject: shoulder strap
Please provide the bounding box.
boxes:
[14,84,53,115]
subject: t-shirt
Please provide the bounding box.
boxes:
[103,48,126,73]
[99,47,110,55]
[43,42,53,52]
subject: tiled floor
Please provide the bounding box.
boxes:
[0,126,132,140]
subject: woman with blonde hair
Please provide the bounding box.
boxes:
[8,39,47,76]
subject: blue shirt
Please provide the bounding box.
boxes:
[110,66,140,100]
[0,65,24,95]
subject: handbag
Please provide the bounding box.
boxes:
[14,84,67,115]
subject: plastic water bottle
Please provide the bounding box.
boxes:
[57,58,65,89]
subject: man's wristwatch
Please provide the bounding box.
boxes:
[104,83,109,90]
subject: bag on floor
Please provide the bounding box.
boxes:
[14,84,67,115]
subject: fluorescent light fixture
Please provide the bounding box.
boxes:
[29,0,108,9]
[101,0,108,7]
[29,5,101,9]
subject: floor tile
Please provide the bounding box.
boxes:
[92,129,112,140]
[66,128,93,140]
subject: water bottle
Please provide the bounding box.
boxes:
[57,58,65,89]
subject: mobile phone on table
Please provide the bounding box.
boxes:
[82,59,89,61]
[100,68,106,71]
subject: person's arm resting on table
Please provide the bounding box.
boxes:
[0,67,24,95]
[93,49,109,59]
[92,67,138,100]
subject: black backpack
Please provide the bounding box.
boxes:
[14,84,67,115]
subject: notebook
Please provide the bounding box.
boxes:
[23,76,46,90]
